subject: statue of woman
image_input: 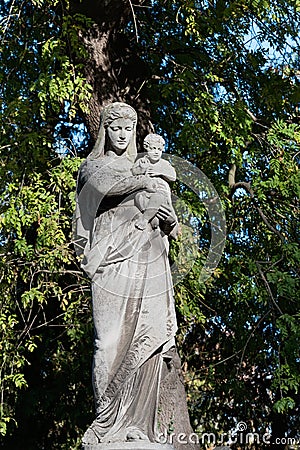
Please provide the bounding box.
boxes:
[74,102,178,446]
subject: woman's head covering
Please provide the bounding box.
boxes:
[88,102,137,163]
[74,102,138,259]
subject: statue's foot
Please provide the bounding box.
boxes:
[135,218,148,230]
[126,428,149,441]
[82,427,99,445]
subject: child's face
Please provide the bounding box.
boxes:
[145,141,164,163]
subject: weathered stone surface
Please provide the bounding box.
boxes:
[75,103,179,448]
[82,443,174,450]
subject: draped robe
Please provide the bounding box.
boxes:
[74,153,177,444]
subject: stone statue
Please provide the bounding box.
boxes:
[131,133,177,232]
[74,102,178,449]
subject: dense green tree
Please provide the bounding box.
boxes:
[0,0,299,449]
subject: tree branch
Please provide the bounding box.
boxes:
[256,262,283,315]
[229,165,285,242]
[236,309,272,377]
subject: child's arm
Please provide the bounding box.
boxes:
[131,157,150,175]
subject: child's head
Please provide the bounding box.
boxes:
[143,134,165,163]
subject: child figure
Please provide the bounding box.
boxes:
[131,133,177,230]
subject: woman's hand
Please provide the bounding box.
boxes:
[147,167,160,177]
[156,204,177,226]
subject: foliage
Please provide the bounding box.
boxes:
[0,155,94,448]
[0,1,93,448]
[0,0,299,448]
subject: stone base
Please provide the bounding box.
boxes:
[82,443,174,450]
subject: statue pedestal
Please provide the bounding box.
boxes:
[82,443,174,450]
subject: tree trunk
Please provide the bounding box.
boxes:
[269,408,288,450]
[70,0,154,147]
[69,2,197,449]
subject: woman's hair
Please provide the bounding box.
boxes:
[88,102,137,162]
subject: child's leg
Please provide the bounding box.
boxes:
[142,192,165,221]
[135,192,165,230]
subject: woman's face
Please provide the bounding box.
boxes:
[107,118,134,155]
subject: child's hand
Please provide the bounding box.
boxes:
[139,159,150,172]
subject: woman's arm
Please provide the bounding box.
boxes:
[79,159,157,197]
[101,173,157,196]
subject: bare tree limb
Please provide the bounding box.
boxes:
[229,165,285,242]
[236,309,272,377]
[256,262,283,315]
